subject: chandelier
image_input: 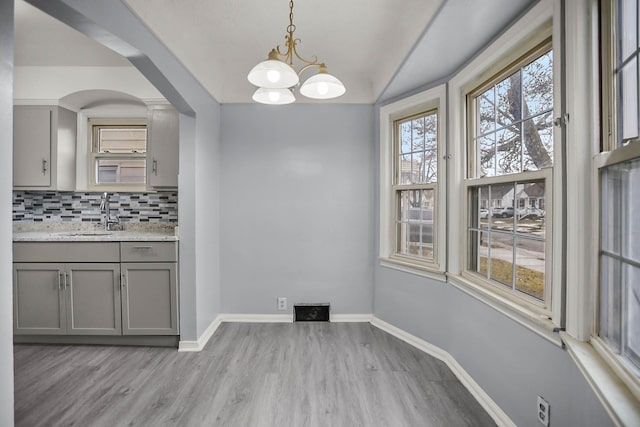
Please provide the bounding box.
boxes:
[247,0,346,105]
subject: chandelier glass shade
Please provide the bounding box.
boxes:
[247,0,345,105]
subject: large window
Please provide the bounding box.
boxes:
[596,0,640,389]
[394,111,438,262]
[90,122,147,187]
[466,40,554,313]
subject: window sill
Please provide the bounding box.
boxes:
[447,273,562,347]
[561,332,640,426]
[379,257,446,282]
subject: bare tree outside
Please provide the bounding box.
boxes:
[476,50,553,176]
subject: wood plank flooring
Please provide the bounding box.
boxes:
[14,322,495,426]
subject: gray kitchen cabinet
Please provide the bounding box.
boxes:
[147,107,179,188]
[13,263,66,335]
[120,241,179,335]
[66,263,121,335]
[121,262,178,335]
[13,105,76,190]
[13,241,179,338]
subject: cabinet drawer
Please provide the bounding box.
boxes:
[13,242,120,263]
[120,242,177,262]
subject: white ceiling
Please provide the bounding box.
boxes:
[14,0,538,105]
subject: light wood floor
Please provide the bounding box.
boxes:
[14,322,495,426]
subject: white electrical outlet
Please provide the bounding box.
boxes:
[537,396,549,426]
[277,297,287,311]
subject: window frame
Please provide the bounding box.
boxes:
[87,118,148,192]
[392,109,439,265]
[592,0,640,401]
[379,85,447,279]
[462,40,555,318]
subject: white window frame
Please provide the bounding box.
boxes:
[87,118,147,192]
[379,85,447,280]
[447,0,562,344]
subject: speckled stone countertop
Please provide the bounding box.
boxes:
[13,222,178,242]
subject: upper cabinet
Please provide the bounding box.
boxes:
[147,107,179,188]
[13,105,76,190]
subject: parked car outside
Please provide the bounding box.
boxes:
[492,206,514,218]
[479,208,489,219]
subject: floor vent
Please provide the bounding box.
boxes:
[294,303,330,322]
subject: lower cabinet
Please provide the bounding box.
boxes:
[121,263,178,335]
[13,241,178,337]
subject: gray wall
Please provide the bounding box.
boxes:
[374,269,614,426]
[0,1,14,424]
[220,104,374,315]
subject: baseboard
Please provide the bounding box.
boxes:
[330,314,373,322]
[178,315,222,352]
[220,313,294,323]
[371,317,515,427]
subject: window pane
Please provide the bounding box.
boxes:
[400,121,412,154]
[523,117,553,170]
[478,134,496,177]
[489,183,515,229]
[625,263,640,368]
[412,116,425,152]
[620,0,637,60]
[98,128,147,153]
[601,166,622,255]
[489,233,514,288]
[396,189,435,261]
[468,230,489,277]
[515,237,545,299]
[522,51,554,117]
[424,114,438,151]
[96,159,146,184]
[496,70,521,128]
[496,124,521,175]
[620,58,639,141]
[600,254,622,351]
[478,88,496,135]
[624,159,640,261]
[399,154,412,184]
[515,181,546,237]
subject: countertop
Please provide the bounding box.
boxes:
[13,222,178,242]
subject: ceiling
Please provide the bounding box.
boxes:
[14,0,539,105]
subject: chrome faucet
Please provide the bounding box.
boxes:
[100,192,120,231]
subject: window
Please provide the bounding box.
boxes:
[394,111,438,262]
[465,40,554,313]
[379,85,446,276]
[90,122,147,187]
[596,0,640,389]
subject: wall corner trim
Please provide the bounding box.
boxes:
[370,316,516,427]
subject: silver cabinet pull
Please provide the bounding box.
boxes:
[58,271,64,290]
[152,158,158,174]
[42,158,48,174]
[63,272,68,289]
[121,272,126,288]
[133,246,153,250]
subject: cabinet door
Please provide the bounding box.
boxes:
[13,263,66,335]
[147,108,179,188]
[13,106,52,187]
[121,263,178,335]
[66,263,121,335]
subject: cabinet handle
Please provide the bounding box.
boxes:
[121,273,126,288]
[63,272,68,289]
[42,158,48,174]
[133,245,153,250]
[152,158,158,174]
[58,271,64,290]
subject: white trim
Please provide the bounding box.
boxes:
[330,314,373,322]
[13,99,78,112]
[379,84,448,273]
[178,315,222,352]
[561,332,640,427]
[220,313,293,323]
[371,316,516,427]
[379,257,447,282]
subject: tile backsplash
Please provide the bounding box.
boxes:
[13,191,178,223]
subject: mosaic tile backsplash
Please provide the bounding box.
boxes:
[13,191,178,223]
